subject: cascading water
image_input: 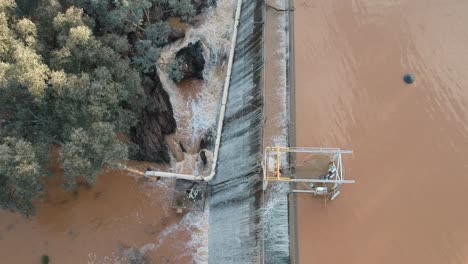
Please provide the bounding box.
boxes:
[263,182,290,264]
[158,0,236,174]
[262,0,291,262]
[156,0,237,262]
[207,0,265,262]
[157,0,292,262]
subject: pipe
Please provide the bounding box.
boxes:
[144,0,244,182]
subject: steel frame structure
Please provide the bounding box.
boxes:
[262,147,355,200]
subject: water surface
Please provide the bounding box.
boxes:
[294,0,468,263]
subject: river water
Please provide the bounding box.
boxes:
[294,0,468,263]
[0,158,201,263]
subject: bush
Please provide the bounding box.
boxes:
[167,58,184,82]
[41,255,49,264]
[132,40,161,74]
[144,22,171,47]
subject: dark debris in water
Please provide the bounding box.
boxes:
[403,73,415,84]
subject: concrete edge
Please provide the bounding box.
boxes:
[286,0,299,263]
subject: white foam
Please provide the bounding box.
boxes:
[157,0,236,145]
[153,0,237,262]
[150,210,209,264]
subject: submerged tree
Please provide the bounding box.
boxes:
[0,138,42,216]
[60,123,127,189]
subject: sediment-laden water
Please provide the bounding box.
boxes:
[293,0,468,263]
[0,160,198,263]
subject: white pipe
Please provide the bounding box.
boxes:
[273,148,353,154]
[288,179,355,184]
[145,0,244,182]
[145,171,204,181]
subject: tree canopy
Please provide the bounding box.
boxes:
[0,0,199,215]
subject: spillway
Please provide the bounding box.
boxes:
[207,0,265,262]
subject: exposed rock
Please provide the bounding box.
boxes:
[179,141,187,153]
[200,129,215,151]
[165,134,184,162]
[199,150,207,166]
[168,28,185,42]
[130,74,177,163]
[169,41,205,82]
[192,0,217,14]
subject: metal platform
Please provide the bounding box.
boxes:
[262,146,355,200]
[172,179,208,211]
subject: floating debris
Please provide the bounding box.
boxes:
[403,73,415,84]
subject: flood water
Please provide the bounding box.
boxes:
[0,159,202,263]
[293,0,468,263]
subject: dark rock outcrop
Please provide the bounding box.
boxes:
[168,28,185,42]
[200,129,215,151]
[171,41,205,81]
[192,0,217,14]
[131,75,177,163]
[179,141,187,153]
[199,150,207,166]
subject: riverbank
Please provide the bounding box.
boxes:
[293,0,468,263]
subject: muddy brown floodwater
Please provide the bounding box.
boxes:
[0,157,197,263]
[293,0,468,263]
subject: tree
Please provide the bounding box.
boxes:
[132,39,161,73]
[99,33,130,54]
[0,5,49,99]
[60,122,127,189]
[166,0,196,21]
[0,0,202,215]
[14,18,37,47]
[144,22,171,47]
[52,6,94,47]
[13,44,50,98]
[0,0,15,14]
[76,0,153,33]
[0,5,140,206]
[0,137,43,216]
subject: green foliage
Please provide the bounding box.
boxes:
[14,18,37,47]
[41,255,50,264]
[144,22,171,47]
[0,11,49,99]
[0,4,142,214]
[0,137,42,216]
[167,58,184,82]
[0,0,15,13]
[53,7,94,47]
[100,33,130,54]
[0,12,16,60]
[76,0,152,33]
[166,0,196,22]
[13,44,50,98]
[132,40,161,73]
[0,0,200,215]
[60,122,127,189]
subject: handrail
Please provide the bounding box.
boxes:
[145,0,243,182]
